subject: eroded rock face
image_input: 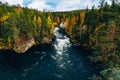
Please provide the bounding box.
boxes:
[13,37,51,53]
[14,39,35,53]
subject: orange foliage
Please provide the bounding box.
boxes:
[80,12,85,27]
[65,18,70,30]
[69,15,76,34]
[14,7,22,14]
[56,17,60,23]
[94,27,99,35]
[33,15,36,23]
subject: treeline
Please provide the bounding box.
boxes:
[0,0,120,79]
[0,1,83,50]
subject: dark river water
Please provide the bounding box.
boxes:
[0,27,99,80]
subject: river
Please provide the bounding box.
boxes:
[0,27,99,80]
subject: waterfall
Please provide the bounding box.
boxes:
[53,23,71,55]
[52,24,72,70]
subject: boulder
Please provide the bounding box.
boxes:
[14,39,35,53]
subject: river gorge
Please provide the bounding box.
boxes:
[0,26,99,80]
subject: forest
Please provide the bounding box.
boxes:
[0,0,120,79]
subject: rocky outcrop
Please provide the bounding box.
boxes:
[14,39,35,53]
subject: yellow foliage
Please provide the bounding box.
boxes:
[53,22,57,26]
[0,12,10,22]
[33,15,36,23]
[0,42,4,49]
[8,37,12,48]
[8,37,10,43]
[47,16,52,27]
[82,25,87,34]
[82,25,87,30]
[46,16,55,35]
[38,16,42,26]
[50,22,58,35]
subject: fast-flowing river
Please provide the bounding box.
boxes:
[0,26,98,80]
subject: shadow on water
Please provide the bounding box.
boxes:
[0,45,51,80]
[0,45,45,67]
